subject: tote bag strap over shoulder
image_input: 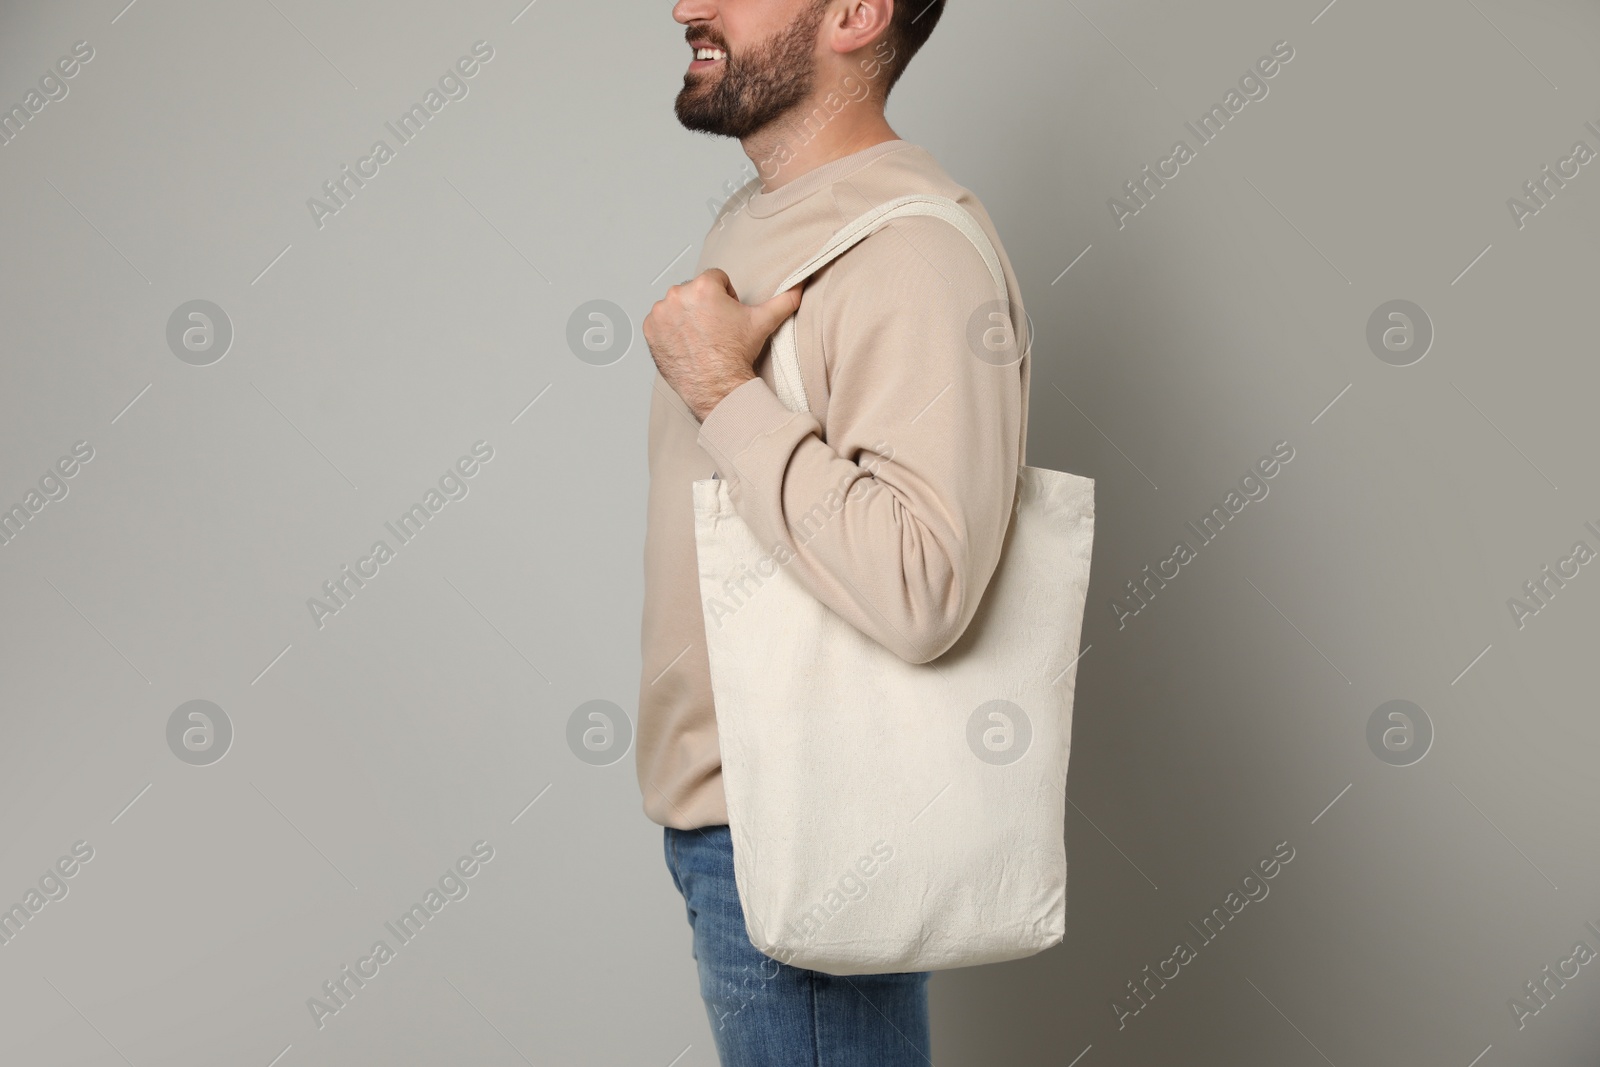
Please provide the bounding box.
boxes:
[767,193,1011,415]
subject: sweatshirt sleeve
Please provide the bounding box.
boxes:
[695,215,1024,664]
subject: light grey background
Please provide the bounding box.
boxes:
[2,0,1597,1063]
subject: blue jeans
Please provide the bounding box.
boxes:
[663,824,932,1066]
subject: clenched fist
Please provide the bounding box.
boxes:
[644,268,803,422]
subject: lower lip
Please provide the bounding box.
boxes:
[688,56,725,71]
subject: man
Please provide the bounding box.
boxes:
[640,0,1030,1061]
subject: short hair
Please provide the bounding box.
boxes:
[878,0,946,98]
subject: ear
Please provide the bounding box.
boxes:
[825,0,894,57]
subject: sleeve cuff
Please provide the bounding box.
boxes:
[696,376,804,486]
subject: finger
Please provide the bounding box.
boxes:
[700,267,736,296]
[748,284,804,338]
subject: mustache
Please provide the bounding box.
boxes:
[685,29,730,53]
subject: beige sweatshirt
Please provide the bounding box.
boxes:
[636,139,1031,830]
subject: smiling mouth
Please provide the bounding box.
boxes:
[689,43,728,70]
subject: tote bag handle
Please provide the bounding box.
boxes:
[766,194,1011,415]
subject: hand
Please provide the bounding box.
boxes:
[644,268,803,422]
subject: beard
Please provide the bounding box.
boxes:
[675,3,829,139]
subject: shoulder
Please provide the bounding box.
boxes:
[816,198,1007,309]
[818,145,1006,282]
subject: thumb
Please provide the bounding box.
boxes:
[749,284,804,338]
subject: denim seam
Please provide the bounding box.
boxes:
[809,969,821,1067]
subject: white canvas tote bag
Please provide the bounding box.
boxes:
[692,194,1095,975]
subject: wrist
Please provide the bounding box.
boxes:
[697,370,757,422]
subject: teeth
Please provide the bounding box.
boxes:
[694,48,726,61]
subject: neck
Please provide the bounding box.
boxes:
[741,99,899,194]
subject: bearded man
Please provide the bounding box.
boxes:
[641,3,1031,1062]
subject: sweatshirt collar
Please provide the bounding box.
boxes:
[744,139,913,218]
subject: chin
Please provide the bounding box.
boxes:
[675,100,730,138]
